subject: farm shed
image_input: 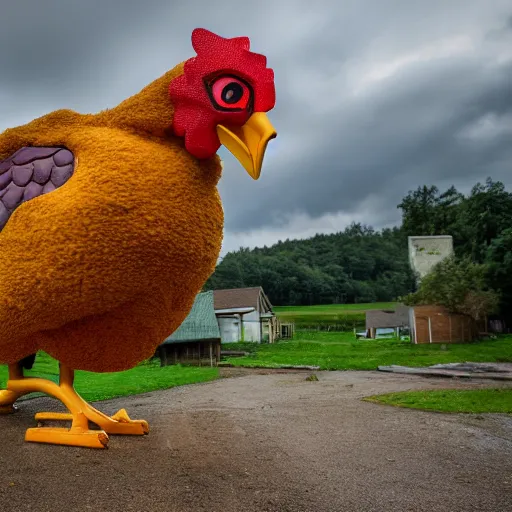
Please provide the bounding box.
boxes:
[409,305,483,344]
[158,291,221,366]
[366,306,410,339]
[213,287,280,343]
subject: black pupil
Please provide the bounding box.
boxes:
[221,82,243,104]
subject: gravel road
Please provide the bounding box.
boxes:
[0,370,511,512]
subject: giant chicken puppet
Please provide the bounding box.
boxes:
[0,28,276,448]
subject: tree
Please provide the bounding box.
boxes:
[486,228,512,316]
[403,256,500,321]
[397,185,440,236]
[459,178,512,262]
[433,186,466,249]
[398,184,466,242]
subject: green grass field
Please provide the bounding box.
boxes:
[222,331,512,370]
[364,388,512,414]
[274,303,398,314]
[274,302,397,330]
[0,352,219,402]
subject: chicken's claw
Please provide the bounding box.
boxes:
[111,408,131,423]
[25,426,109,449]
[34,407,149,436]
[107,409,149,434]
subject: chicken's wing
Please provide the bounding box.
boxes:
[0,146,75,230]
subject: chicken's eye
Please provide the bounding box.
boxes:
[209,76,252,111]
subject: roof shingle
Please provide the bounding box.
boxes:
[162,291,220,344]
[212,287,274,313]
[213,287,263,310]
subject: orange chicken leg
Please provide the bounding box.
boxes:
[0,362,149,448]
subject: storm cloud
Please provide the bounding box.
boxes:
[1,0,511,254]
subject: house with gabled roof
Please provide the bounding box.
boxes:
[213,287,278,343]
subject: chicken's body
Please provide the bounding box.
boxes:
[0,28,276,448]
[0,108,223,372]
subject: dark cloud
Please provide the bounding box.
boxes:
[1,0,512,250]
[222,54,512,230]
[218,3,512,233]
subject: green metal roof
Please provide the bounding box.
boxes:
[161,291,221,345]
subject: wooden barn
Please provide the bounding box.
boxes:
[409,305,483,344]
[157,291,221,366]
[213,287,282,343]
[366,306,410,339]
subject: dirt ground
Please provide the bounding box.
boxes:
[0,370,511,512]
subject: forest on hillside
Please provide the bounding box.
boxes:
[204,178,512,313]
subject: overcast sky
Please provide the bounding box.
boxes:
[1,0,511,255]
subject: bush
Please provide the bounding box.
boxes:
[403,256,500,321]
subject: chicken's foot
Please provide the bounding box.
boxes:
[2,363,149,448]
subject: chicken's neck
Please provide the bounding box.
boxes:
[94,63,185,140]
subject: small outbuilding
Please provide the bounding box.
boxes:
[366,306,410,339]
[409,305,482,344]
[158,291,221,366]
[213,287,280,343]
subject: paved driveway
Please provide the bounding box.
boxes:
[0,370,511,512]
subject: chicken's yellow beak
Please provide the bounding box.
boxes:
[216,113,277,180]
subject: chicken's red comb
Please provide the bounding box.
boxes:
[170,28,276,159]
[192,28,250,53]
